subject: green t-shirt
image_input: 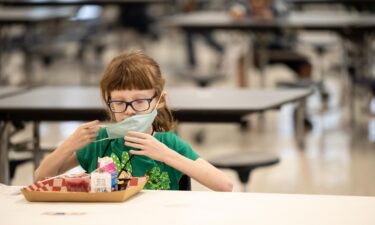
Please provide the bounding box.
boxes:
[76,129,200,190]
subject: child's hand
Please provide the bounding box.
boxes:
[59,120,100,153]
[124,131,175,162]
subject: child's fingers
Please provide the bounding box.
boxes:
[129,150,146,156]
[124,141,143,149]
[89,136,98,142]
[87,132,99,138]
[124,136,146,144]
[127,131,149,139]
[87,126,101,132]
[81,120,100,129]
[88,125,101,130]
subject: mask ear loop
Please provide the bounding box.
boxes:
[94,137,110,143]
[154,91,165,110]
[150,91,165,136]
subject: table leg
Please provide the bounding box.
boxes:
[0,25,4,83]
[0,25,9,84]
[296,100,306,150]
[21,24,36,86]
[235,32,251,88]
[237,54,248,87]
[344,31,371,127]
[33,121,42,170]
[255,33,271,88]
[0,121,10,184]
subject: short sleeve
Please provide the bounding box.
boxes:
[76,145,90,172]
[173,135,200,161]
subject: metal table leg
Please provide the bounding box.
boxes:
[0,121,10,184]
[33,121,42,170]
[296,99,306,150]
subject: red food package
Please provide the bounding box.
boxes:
[65,175,91,192]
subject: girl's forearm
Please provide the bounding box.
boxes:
[163,151,233,192]
[34,120,100,181]
[34,146,75,181]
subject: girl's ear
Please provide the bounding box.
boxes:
[157,91,167,109]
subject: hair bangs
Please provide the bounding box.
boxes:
[107,61,155,94]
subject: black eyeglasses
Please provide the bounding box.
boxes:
[107,93,157,113]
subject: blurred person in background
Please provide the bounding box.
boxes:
[230,0,313,81]
[181,0,225,71]
[230,0,313,130]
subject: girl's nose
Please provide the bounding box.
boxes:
[123,105,136,116]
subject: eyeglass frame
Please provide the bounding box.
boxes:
[107,93,158,113]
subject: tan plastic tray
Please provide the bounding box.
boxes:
[21,176,148,202]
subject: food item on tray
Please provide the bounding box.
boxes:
[117,171,131,190]
[65,174,91,192]
[90,170,112,192]
[97,157,117,174]
[116,168,132,191]
[97,157,119,191]
[25,156,137,193]
[117,178,131,191]
[118,170,132,179]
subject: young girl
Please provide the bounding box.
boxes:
[35,51,233,192]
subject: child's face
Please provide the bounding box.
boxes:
[109,89,157,122]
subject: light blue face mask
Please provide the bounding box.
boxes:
[96,93,162,142]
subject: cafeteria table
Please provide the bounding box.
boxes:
[0,186,374,225]
[165,11,375,88]
[0,0,167,6]
[0,7,75,84]
[0,86,312,184]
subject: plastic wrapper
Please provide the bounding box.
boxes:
[65,175,91,192]
[117,178,131,191]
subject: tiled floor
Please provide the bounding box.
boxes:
[6,28,375,195]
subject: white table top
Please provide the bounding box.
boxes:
[166,11,375,30]
[0,86,312,111]
[0,6,75,23]
[1,187,374,225]
[0,87,21,97]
